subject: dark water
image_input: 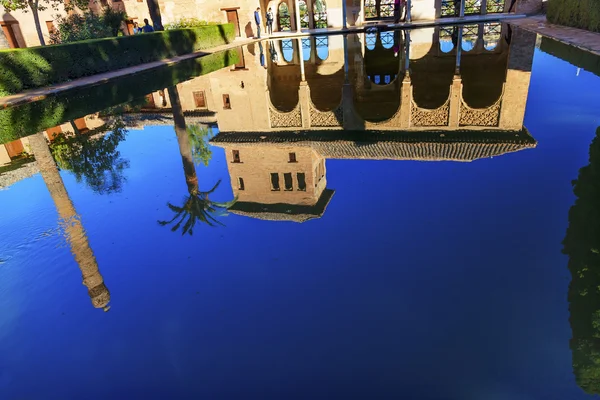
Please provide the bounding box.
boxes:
[1,24,600,399]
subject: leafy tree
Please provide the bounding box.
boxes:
[563,127,600,395]
[187,124,214,167]
[0,0,87,46]
[158,86,236,235]
[50,7,127,44]
[49,117,130,194]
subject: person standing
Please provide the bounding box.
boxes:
[132,22,142,34]
[266,7,274,35]
[142,18,155,33]
[394,0,406,23]
[254,7,262,39]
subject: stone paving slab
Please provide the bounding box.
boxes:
[510,14,600,57]
[0,13,526,110]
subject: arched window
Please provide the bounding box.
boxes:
[380,0,395,17]
[374,75,381,84]
[366,31,377,50]
[301,38,311,61]
[381,31,394,49]
[463,0,481,15]
[486,0,505,13]
[461,24,478,52]
[365,0,377,18]
[314,0,327,28]
[281,39,294,62]
[316,36,329,60]
[483,22,501,50]
[439,26,455,53]
[299,0,309,28]
[278,3,291,31]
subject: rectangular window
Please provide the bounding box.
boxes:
[232,150,241,163]
[193,91,206,108]
[223,94,231,109]
[271,173,280,191]
[45,21,56,35]
[297,173,306,191]
[284,173,293,191]
[289,152,297,163]
[238,177,245,191]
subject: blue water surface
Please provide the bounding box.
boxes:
[1,46,600,399]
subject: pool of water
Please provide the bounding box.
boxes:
[1,23,600,399]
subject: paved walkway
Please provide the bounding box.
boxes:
[0,13,526,110]
[510,14,600,56]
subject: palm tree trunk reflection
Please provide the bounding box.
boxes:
[29,132,110,311]
[158,86,236,235]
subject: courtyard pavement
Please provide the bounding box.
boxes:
[509,14,600,57]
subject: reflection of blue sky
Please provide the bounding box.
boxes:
[381,31,394,49]
[440,39,454,53]
[366,32,376,50]
[462,39,476,51]
[281,39,293,62]
[302,39,311,61]
[316,36,329,60]
[1,49,600,399]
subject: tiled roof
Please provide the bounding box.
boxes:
[211,129,537,162]
[230,189,335,223]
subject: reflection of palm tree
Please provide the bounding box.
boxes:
[563,127,600,395]
[158,86,236,235]
[29,132,110,311]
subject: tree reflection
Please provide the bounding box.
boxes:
[158,86,236,235]
[563,127,600,395]
[29,132,110,311]
[188,124,214,167]
[49,117,129,194]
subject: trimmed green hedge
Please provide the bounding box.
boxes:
[0,24,235,96]
[0,48,239,144]
[547,0,600,33]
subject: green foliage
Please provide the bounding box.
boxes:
[164,18,217,30]
[563,127,600,395]
[0,0,86,13]
[49,117,129,194]
[158,180,237,235]
[50,8,127,44]
[187,124,214,166]
[0,23,235,96]
[547,0,600,33]
[0,48,239,144]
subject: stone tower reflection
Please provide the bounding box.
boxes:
[28,132,110,311]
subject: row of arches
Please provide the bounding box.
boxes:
[439,23,502,53]
[277,36,330,63]
[440,0,508,17]
[277,0,328,31]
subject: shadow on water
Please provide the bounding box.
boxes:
[0,48,240,145]
[540,36,600,78]
[564,127,600,395]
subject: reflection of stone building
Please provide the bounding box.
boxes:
[1,0,540,48]
[166,24,538,222]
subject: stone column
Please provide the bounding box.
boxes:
[475,23,485,52]
[459,0,466,17]
[299,83,311,128]
[308,0,316,29]
[448,75,463,127]
[297,38,306,81]
[455,26,463,74]
[406,0,412,22]
[400,76,412,129]
[295,0,302,32]
[481,0,488,14]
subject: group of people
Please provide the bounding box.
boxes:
[132,19,156,34]
[254,7,275,39]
